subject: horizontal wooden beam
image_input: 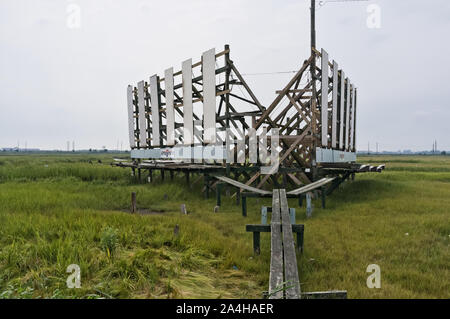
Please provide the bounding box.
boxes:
[246,224,304,233]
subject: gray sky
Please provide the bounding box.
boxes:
[1,0,449,151]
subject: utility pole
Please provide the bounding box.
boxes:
[311,0,316,51]
[310,0,318,181]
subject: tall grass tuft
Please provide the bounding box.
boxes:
[101,227,119,258]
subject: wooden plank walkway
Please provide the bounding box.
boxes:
[269,189,284,299]
[246,189,348,299]
[286,177,335,196]
[213,175,272,195]
[268,189,301,299]
[279,189,301,298]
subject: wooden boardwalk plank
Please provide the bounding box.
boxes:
[279,189,301,299]
[286,177,335,196]
[269,190,283,299]
[213,175,272,195]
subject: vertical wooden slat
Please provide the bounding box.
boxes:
[249,128,257,164]
[137,80,147,147]
[127,85,135,149]
[149,75,160,147]
[271,128,279,168]
[259,127,267,164]
[345,78,351,151]
[237,132,245,164]
[182,59,194,145]
[321,49,329,147]
[339,71,345,149]
[165,67,175,146]
[279,189,301,299]
[202,48,216,144]
[353,88,357,151]
[226,128,234,164]
[269,189,283,299]
[349,85,355,152]
[331,61,338,149]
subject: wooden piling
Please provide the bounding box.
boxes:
[131,192,137,213]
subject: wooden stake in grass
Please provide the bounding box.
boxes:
[180,204,187,214]
[306,192,312,218]
[174,224,179,236]
[131,192,137,214]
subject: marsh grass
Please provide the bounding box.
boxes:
[0,153,448,298]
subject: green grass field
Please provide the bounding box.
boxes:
[0,153,448,299]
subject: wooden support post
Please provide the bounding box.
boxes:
[297,229,304,253]
[242,194,247,217]
[236,188,241,205]
[321,186,326,209]
[161,168,165,181]
[306,192,312,218]
[185,171,190,185]
[289,208,296,225]
[170,170,174,181]
[204,174,209,199]
[261,206,268,225]
[253,232,261,255]
[245,223,304,254]
[299,195,303,207]
[149,169,153,183]
[131,192,136,214]
[138,168,141,181]
[216,183,221,207]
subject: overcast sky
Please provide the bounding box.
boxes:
[1,0,449,151]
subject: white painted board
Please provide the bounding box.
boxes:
[137,80,147,147]
[353,88,357,151]
[127,85,135,148]
[339,71,345,149]
[331,61,338,149]
[249,128,257,164]
[202,48,216,144]
[182,59,194,145]
[164,68,175,146]
[149,75,160,147]
[349,85,355,151]
[270,128,279,167]
[259,127,267,165]
[321,49,329,147]
[226,128,234,164]
[345,79,351,151]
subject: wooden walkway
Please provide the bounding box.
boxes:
[269,189,301,299]
[286,177,335,196]
[213,175,272,195]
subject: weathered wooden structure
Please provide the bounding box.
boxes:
[116,44,383,197]
[247,189,347,299]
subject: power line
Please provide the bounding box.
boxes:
[240,70,298,76]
